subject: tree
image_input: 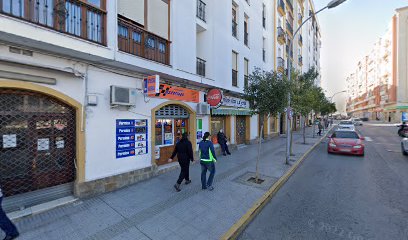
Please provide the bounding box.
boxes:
[291,68,319,144]
[244,68,291,180]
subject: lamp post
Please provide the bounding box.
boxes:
[285,0,347,164]
[329,90,347,102]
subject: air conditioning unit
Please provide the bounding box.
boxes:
[197,103,210,115]
[110,85,137,106]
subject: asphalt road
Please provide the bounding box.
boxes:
[239,123,408,240]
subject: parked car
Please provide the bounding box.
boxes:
[338,120,355,130]
[327,130,365,156]
[401,138,408,155]
[351,118,363,126]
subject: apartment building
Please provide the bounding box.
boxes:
[0,0,321,212]
[346,6,408,122]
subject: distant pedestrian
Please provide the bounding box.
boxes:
[317,121,323,136]
[217,129,231,156]
[168,133,194,192]
[198,132,217,191]
[0,187,19,240]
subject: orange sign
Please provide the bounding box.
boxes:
[144,75,160,94]
[148,84,199,103]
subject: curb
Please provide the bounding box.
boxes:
[221,127,333,240]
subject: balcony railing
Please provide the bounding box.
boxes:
[196,0,206,22]
[277,0,285,16]
[244,32,249,46]
[277,27,286,44]
[299,34,303,46]
[232,20,238,38]
[196,57,206,77]
[232,69,238,86]
[118,17,170,65]
[287,0,293,12]
[298,55,303,65]
[0,0,106,45]
[286,20,293,36]
[298,13,303,25]
[277,57,285,72]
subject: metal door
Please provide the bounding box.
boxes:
[0,89,76,200]
[236,116,246,145]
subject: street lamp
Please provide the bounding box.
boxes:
[329,90,347,102]
[285,0,347,164]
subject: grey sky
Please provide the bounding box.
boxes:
[314,0,407,113]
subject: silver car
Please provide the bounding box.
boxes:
[338,120,355,130]
[402,138,408,155]
[352,118,363,126]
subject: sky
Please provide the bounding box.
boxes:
[314,0,408,113]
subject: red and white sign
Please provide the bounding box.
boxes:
[207,89,223,108]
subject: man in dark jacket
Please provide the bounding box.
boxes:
[217,129,231,156]
[0,187,19,240]
[168,133,194,192]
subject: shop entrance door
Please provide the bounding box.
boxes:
[0,89,76,212]
[236,116,246,145]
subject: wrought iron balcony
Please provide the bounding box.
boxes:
[118,17,170,65]
[277,27,286,45]
[0,0,106,45]
[286,0,293,13]
[286,20,293,37]
[278,0,285,16]
[298,13,303,25]
[196,58,206,77]
[299,34,303,46]
[197,0,206,22]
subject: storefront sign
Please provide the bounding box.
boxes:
[144,75,160,95]
[222,96,249,108]
[148,84,199,103]
[116,119,148,159]
[207,89,223,108]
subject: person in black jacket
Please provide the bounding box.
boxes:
[168,133,195,192]
[217,129,231,156]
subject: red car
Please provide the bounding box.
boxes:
[327,130,365,156]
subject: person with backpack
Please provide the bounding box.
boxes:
[198,132,217,191]
[168,133,195,192]
[0,187,19,240]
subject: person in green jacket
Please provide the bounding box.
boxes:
[198,132,217,191]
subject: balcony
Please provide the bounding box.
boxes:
[196,58,206,77]
[197,0,206,22]
[277,57,285,73]
[232,20,238,38]
[286,45,293,59]
[0,0,106,45]
[298,55,303,66]
[278,0,285,16]
[298,13,303,25]
[277,27,286,45]
[118,17,170,65]
[286,0,293,13]
[232,69,238,87]
[286,20,293,37]
[298,34,303,46]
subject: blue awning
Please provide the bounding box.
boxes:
[211,107,252,116]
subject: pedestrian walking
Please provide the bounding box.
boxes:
[0,187,19,240]
[317,121,323,136]
[198,132,217,191]
[217,129,231,156]
[168,133,194,192]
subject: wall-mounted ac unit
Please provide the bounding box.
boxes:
[197,103,210,115]
[110,85,137,106]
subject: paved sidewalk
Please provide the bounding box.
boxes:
[6,128,322,240]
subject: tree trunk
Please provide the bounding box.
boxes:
[255,124,263,183]
[290,117,294,156]
[312,114,316,138]
[303,115,306,144]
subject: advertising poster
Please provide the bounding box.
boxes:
[116,119,148,159]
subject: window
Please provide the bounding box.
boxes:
[244,58,249,88]
[262,38,266,62]
[244,15,249,46]
[232,51,238,87]
[155,119,174,146]
[210,116,226,144]
[262,4,266,28]
[232,5,238,38]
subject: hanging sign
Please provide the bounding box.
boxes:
[144,75,160,95]
[207,89,223,108]
[147,84,199,103]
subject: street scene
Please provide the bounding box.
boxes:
[1,0,408,239]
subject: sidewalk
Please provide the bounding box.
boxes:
[6,128,323,240]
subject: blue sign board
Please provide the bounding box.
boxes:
[116,119,148,159]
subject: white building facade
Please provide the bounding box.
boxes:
[0,0,321,211]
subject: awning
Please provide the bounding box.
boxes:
[211,107,252,116]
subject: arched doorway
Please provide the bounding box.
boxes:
[0,88,76,212]
[152,103,196,166]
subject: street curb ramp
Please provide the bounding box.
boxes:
[221,128,332,240]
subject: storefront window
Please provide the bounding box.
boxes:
[270,117,276,132]
[155,119,173,146]
[210,116,226,144]
[174,119,187,143]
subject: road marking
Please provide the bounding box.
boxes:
[364,137,373,142]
